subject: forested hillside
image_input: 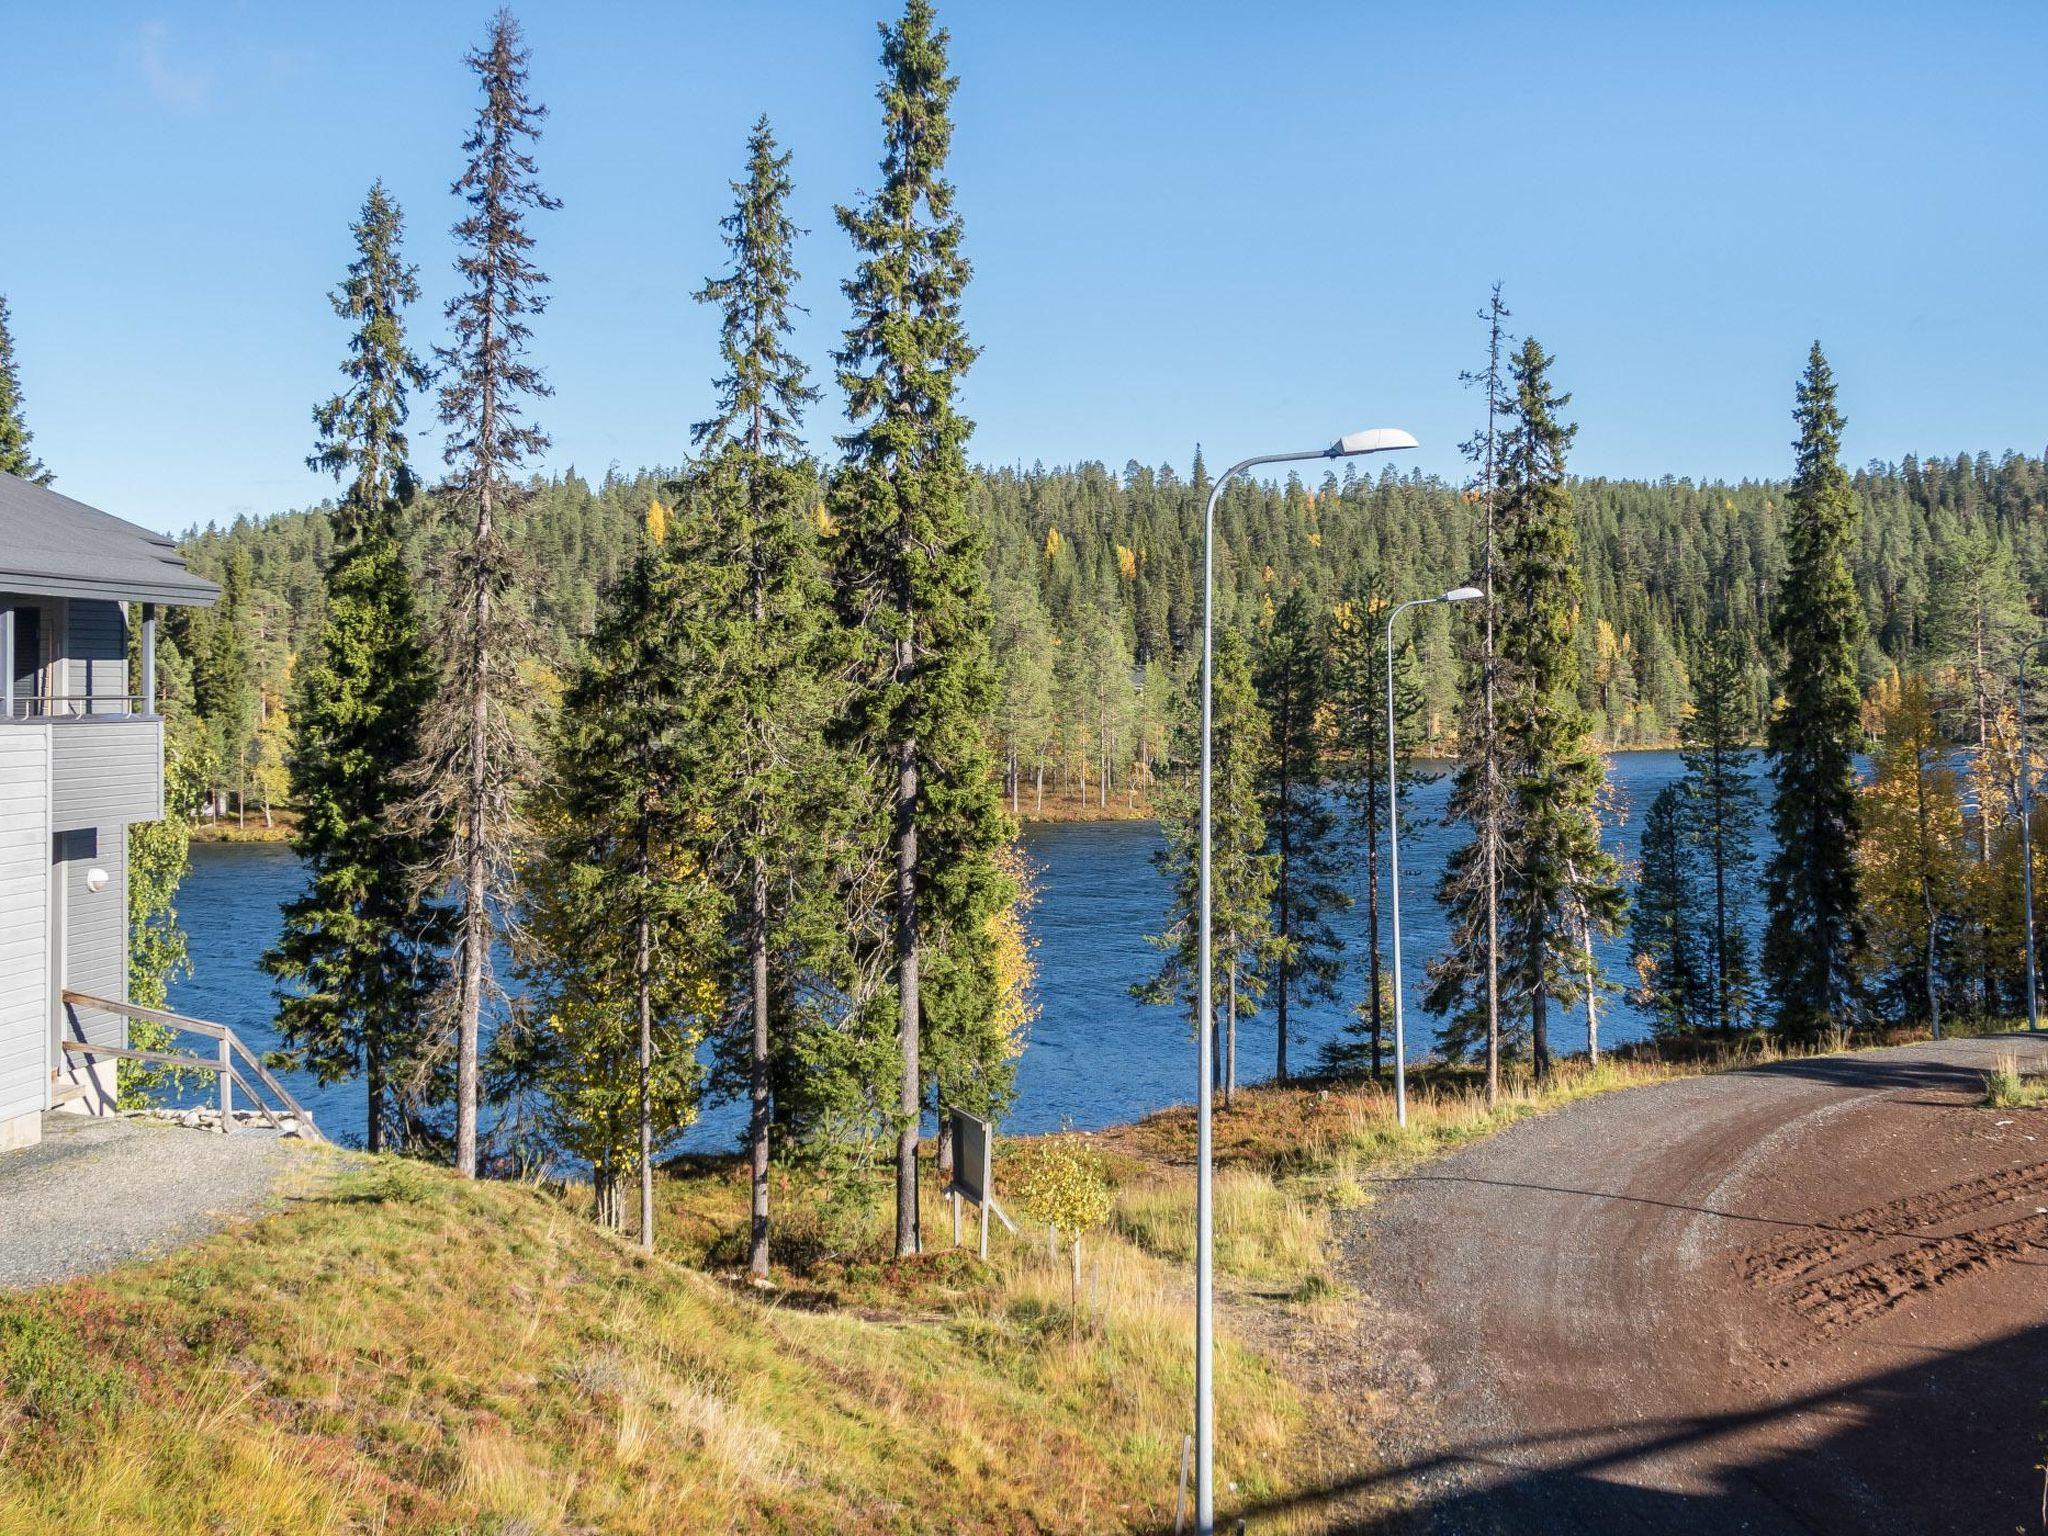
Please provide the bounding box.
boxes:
[175,445,2048,807]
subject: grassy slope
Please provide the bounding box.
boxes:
[2,1034,1946,1534]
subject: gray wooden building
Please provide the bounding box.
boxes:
[0,469,218,1150]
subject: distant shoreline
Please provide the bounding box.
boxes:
[190,743,1705,842]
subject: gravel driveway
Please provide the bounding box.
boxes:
[0,1113,302,1289]
[1327,1034,2048,1534]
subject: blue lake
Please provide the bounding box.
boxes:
[167,749,1765,1151]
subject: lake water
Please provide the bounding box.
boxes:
[167,750,1764,1150]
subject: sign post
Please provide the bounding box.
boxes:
[946,1107,1014,1258]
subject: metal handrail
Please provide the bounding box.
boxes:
[59,990,324,1143]
[5,694,150,720]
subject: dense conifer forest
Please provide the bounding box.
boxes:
[176,445,2048,782]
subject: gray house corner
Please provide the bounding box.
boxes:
[0,470,219,1151]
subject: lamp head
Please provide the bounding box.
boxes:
[1331,428,1420,457]
[1442,585,1485,603]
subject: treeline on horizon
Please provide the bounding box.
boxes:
[175,443,2048,794]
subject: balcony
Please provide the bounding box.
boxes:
[48,712,163,832]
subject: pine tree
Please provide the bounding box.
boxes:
[1492,338,1624,1079]
[421,10,559,1177]
[1255,587,1348,1081]
[1858,669,1965,1032]
[1925,524,2030,1009]
[832,0,1016,1255]
[1764,344,1866,1036]
[1679,631,1758,1030]
[521,513,717,1242]
[1324,572,1428,1078]
[1429,287,1513,1098]
[1630,783,1704,1037]
[677,116,837,1279]
[183,551,255,822]
[264,183,446,1154]
[0,296,50,485]
[1139,627,1272,1106]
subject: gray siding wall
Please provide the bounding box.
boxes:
[0,728,51,1123]
[50,717,162,832]
[59,828,126,1050]
[63,599,128,711]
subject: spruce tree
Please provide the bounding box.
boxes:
[1679,631,1758,1030]
[1492,338,1624,1079]
[263,184,446,1154]
[521,510,716,1243]
[832,0,1016,1255]
[1139,627,1272,1106]
[421,10,559,1176]
[1630,783,1704,1037]
[1255,587,1348,1081]
[676,116,837,1279]
[1428,288,1513,1098]
[1764,344,1866,1036]
[0,296,50,485]
[1326,572,1428,1077]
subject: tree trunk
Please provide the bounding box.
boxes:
[748,853,772,1280]
[936,1094,954,1183]
[1530,917,1551,1081]
[1276,765,1292,1084]
[895,721,922,1258]
[1366,805,1384,1078]
[1225,959,1238,1108]
[453,462,493,1180]
[1035,761,1043,814]
[365,1035,384,1156]
[637,850,654,1253]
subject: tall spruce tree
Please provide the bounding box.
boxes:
[264,184,446,1153]
[1679,631,1758,1030]
[1255,587,1348,1081]
[1325,572,1428,1078]
[0,296,50,485]
[521,507,717,1243]
[1492,338,1624,1079]
[832,0,1015,1256]
[1139,626,1272,1107]
[1429,287,1513,1098]
[1764,344,1866,1037]
[679,116,838,1280]
[421,9,559,1176]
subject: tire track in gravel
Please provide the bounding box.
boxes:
[1329,1034,2048,1535]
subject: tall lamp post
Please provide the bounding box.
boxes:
[1195,428,1415,1534]
[2016,637,2048,1032]
[1385,585,1484,1127]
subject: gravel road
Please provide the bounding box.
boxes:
[1332,1035,2048,1534]
[0,1113,300,1289]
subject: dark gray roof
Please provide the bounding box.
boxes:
[0,472,218,607]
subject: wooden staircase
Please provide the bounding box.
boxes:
[57,991,324,1143]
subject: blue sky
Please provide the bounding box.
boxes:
[3,2,2042,532]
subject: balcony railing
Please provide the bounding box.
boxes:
[4,693,150,721]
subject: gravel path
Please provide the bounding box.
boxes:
[0,1113,302,1289]
[1323,1034,2048,1534]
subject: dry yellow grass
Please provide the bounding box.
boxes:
[6,1027,1939,1534]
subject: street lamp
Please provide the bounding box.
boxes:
[2015,637,2048,1031]
[1385,585,1484,1128]
[1194,427,1416,1535]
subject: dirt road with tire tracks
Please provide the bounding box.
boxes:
[1304,1035,2048,1532]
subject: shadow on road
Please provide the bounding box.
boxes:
[1192,1319,2048,1533]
